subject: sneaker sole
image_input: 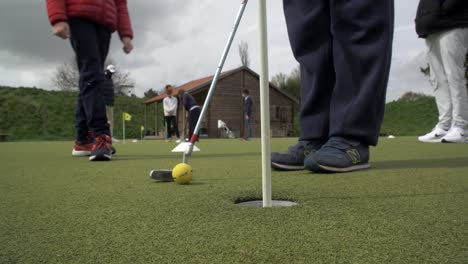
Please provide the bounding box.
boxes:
[72,150,91,157]
[271,162,305,171]
[89,154,112,161]
[318,163,371,173]
[441,139,468,143]
[418,139,442,143]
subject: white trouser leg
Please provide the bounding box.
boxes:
[426,34,452,130]
[432,28,468,129]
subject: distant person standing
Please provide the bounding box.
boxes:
[242,89,253,140]
[416,0,468,143]
[163,85,181,142]
[178,90,201,141]
[46,0,133,161]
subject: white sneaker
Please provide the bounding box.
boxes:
[175,139,182,143]
[441,127,468,143]
[418,127,448,143]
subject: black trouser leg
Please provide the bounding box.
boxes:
[171,116,180,138]
[69,18,111,138]
[165,116,172,139]
[188,108,201,139]
[284,0,394,146]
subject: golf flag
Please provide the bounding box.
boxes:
[141,125,145,132]
[123,112,132,121]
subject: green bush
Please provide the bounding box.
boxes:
[0,86,163,141]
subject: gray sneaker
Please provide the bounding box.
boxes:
[271,141,323,171]
[304,137,370,173]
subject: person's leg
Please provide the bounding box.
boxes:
[327,0,394,146]
[418,33,452,143]
[97,25,115,137]
[71,40,89,144]
[69,18,110,137]
[172,116,180,138]
[271,0,332,171]
[440,29,468,129]
[438,28,468,143]
[427,33,453,130]
[305,0,394,172]
[283,0,334,142]
[165,116,173,139]
[246,118,252,139]
[188,108,201,140]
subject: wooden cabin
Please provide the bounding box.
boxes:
[143,66,298,138]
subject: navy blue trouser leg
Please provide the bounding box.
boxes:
[284,0,394,146]
[188,108,201,140]
[245,118,252,139]
[69,18,111,141]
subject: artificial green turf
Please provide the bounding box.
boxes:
[0,138,467,263]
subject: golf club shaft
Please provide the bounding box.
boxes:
[189,0,248,146]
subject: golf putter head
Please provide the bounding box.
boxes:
[149,170,174,182]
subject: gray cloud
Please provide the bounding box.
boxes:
[0,0,427,101]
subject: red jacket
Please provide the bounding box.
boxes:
[46,0,133,39]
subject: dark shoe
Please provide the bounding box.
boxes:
[111,146,116,155]
[271,141,323,171]
[304,137,370,173]
[89,134,112,161]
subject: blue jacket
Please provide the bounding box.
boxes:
[182,93,199,112]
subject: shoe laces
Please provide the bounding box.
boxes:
[432,127,447,136]
[94,135,112,151]
[322,137,355,151]
[447,127,465,136]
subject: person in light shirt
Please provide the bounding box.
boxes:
[163,85,181,142]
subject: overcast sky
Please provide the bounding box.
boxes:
[0,1,428,101]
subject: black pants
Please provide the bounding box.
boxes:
[188,107,201,140]
[69,18,111,142]
[165,116,180,139]
[284,0,394,146]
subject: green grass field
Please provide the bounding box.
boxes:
[0,138,467,263]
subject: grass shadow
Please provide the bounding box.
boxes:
[112,152,259,161]
[373,157,468,170]
[150,180,206,186]
[312,190,467,201]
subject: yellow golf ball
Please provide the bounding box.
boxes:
[172,163,193,184]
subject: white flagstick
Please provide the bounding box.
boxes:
[258,0,272,208]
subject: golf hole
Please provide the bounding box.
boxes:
[236,200,298,208]
[234,193,298,208]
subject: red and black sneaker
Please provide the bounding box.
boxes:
[87,130,116,155]
[72,141,94,157]
[89,134,113,161]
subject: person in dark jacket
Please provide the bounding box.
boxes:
[416,0,468,143]
[177,90,201,141]
[271,0,394,172]
[242,89,253,140]
[46,0,134,161]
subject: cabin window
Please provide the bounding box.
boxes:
[275,106,281,120]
